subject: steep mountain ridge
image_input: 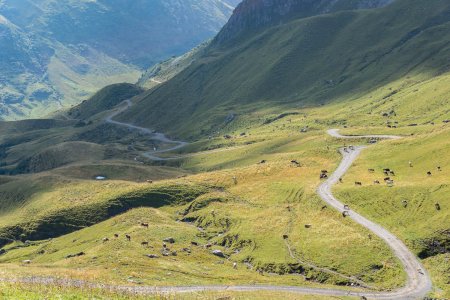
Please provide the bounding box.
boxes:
[215,0,394,43]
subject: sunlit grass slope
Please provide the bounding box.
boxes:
[118,0,450,139]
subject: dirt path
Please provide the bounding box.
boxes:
[316,129,432,299]
[105,100,188,161]
[0,129,433,299]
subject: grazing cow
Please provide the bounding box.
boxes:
[320,173,328,179]
[402,200,408,208]
[437,166,442,171]
[259,160,267,164]
[339,178,343,183]
[321,205,327,210]
[383,168,391,173]
[141,241,149,246]
[282,235,289,240]
[389,171,396,176]
[344,205,350,210]
[342,211,350,218]
[114,234,119,238]
[291,160,301,167]
[368,169,375,173]
[205,243,213,249]
[146,180,153,184]
[102,238,109,243]
[141,223,149,228]
[321,170,329,174]
[349,146,355,151]
[374,180,381,184]
[427,171,432,176]
[435,203,441,211]
[126,234,131,241]
[355,181,362,186]
[191,241,199,246]
[384,177,391,182]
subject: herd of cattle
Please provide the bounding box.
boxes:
[318,155,443,217]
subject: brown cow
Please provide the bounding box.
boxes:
[141,223,149,228]
[355,182,362,186]
[114,234,119,238]
[141,241,149,246]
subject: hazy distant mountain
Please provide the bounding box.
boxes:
[0,0,238,120]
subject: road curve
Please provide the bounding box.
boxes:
[1,127,433,298]
[327,129,403,140]
[317,129,432,299]
[105,100,188,161]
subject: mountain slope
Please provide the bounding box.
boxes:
[0,0,238,120]
[117,0,450,139]
[138,42,210,89]
[215,0,393,43]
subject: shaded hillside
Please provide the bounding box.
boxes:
[118,0,450,139]
[67,83,144,120]
[138,42,210,89]
[215,0,393,44]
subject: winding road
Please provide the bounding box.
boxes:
[104,106,433,298]
[2,111,434,298]
[105,100,188,161]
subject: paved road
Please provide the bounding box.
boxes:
[1,127,433,299]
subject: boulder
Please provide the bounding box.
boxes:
[212,250,226,258]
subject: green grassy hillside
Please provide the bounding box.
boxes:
[1,0,449,298]
[118,0,450,140]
